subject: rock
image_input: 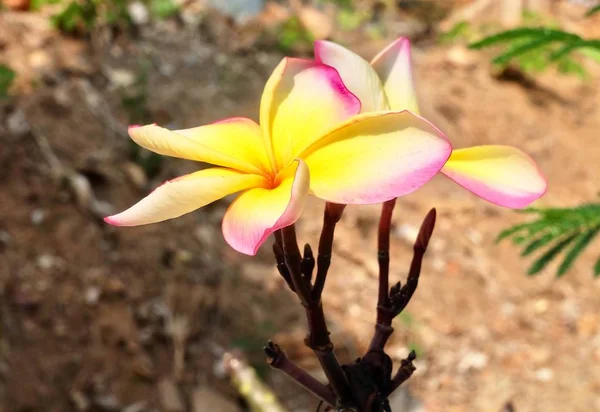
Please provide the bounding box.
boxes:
[458,351,489,372]
[106,68,137,89]
[192,387,240,412]
[30,209,45,225]
[0,230,12,251]
[534,367,554,382]
[394,223,419,245]
[93,394,121,412]
[128,1,150,25]
[124,162,148,190]
[37,254,59,270]
[6,109,30,139]
[158,379,185,412]
[70,390,90,411]
[446,46,478,69]
[84,287,101,305]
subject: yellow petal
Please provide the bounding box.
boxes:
[222,160,310,255]
[128,119,269,175]
[260,58,360,171]
[302,111,451,204]
[370,37,419,114]
[314,40,389,112]
[104,168,267,226]
[442,146,547,208]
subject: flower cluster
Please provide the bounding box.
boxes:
[105,39,547,255]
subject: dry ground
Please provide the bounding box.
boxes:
[1,4,599,412]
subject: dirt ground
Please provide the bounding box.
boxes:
[1,2,600,412]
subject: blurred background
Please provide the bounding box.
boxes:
[1,0,599,411]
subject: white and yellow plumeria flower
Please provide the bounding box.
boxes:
[315,38,547,208]
[105,58,452,255]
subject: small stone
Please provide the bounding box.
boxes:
[534,299,549,314]
[30,209,46,225]
[70,390,90,411]
[194,225,213,244]
[0,230,13,250]
[84,287,101,305]
[458,351,489,372]
[6,110,30,138]
[394,223,419,245]
[128,1,150,25]
[465,228,483,245]
[124,162,147,189]
[534,367,554,382]
[93,394,121,412]
[103,277,126,297]
[37,254,57,270]
[106,68,137,89]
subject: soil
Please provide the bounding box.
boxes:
[1,2,600,412]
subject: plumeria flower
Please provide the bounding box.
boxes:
[105,58,452,255]
[314,38,547,208]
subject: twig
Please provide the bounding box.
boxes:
[369,208,436,352]
[280,223,354,406]
[268,205,438,411]
[265,341,336,406]
[312,203,345,300]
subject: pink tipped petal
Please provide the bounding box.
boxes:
[302,111,452,204]
[222,160,310,255]
[104,168,267,226]
[128,121,268,175]
[370,37,419,114]
[315,40,388,113]
[441,146,547,208]
[260,57,360,170]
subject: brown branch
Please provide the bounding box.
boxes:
[386,350,417,396]
[265,341,336,406]
[377,199,397,311]
[312,203,345,300]
[279,224,354,406]
[369,208,436,352]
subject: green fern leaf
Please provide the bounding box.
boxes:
[557,227,600,276]
[550,39,600,61]
[496,222,535,243]
[469,28,580,50]
[521,232,557,257]
[586,5,600,17]
[492,37,558,65]
[528,234,579,276]
[594,257,600,277]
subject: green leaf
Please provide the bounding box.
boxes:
[150,0,179,19]
[550,39,600,61]
[496,222,533,243]
[585,4,600,17]
[469,28,580,50]
[522,232,557,257]
[527,234,578,276]
[594,257,600,277]
[0,65,16,98]
[557,227,600,276]
[492,37,558,65]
